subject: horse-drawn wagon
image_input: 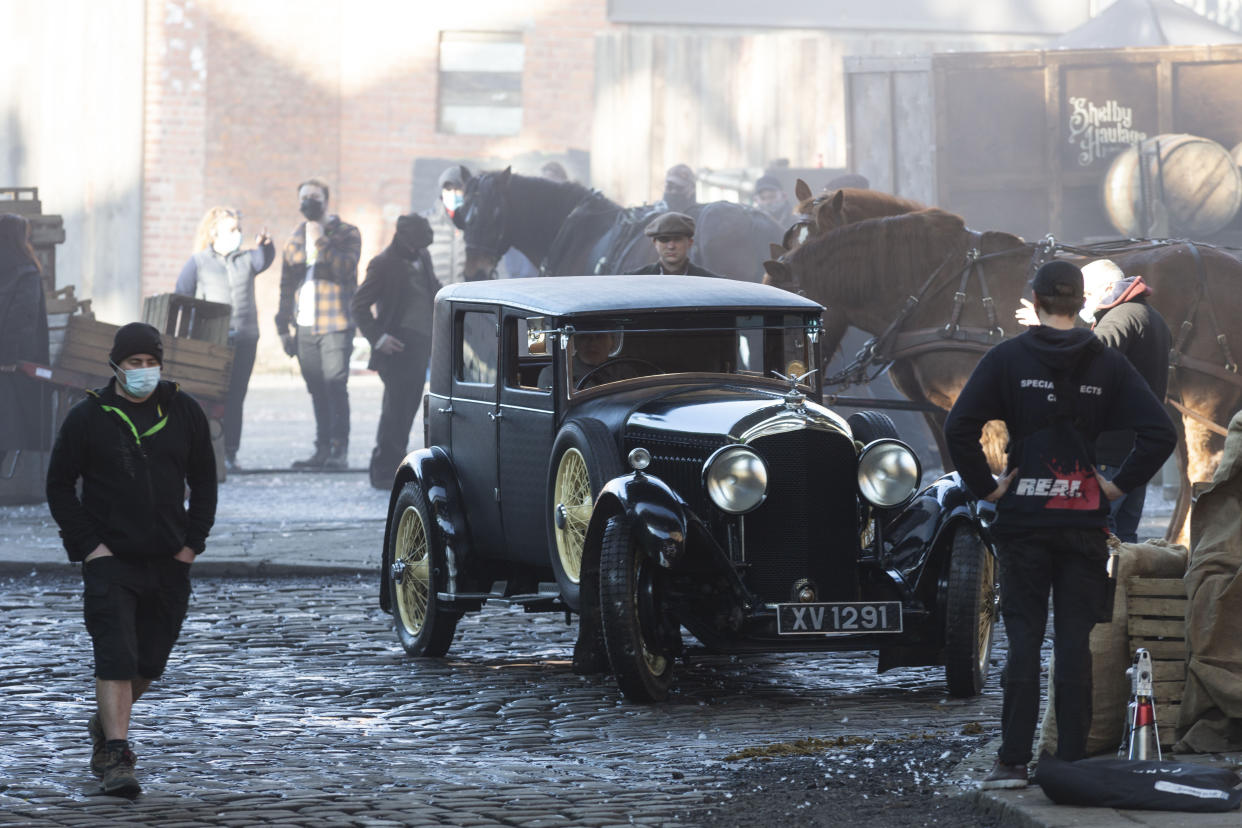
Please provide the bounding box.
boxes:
[845,44,1242,243]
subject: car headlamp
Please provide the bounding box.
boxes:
[857,439,921,508]
[703,445,768,514]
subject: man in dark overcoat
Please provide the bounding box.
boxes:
[351,214,439,488]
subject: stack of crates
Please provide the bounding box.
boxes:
[1126,577,1189,749]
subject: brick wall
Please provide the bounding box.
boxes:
[141,0,610,368]
[142,0,208,300]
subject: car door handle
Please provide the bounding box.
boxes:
[436,405,453,415]
[488,410,504,421]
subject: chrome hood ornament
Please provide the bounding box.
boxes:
[770,368,817,410]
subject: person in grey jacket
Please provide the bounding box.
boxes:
[175,206,274,472]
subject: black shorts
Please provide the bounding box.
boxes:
[82,555,192,681]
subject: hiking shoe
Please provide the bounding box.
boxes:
[980,760,1028,790]
[87,714,107,776]
[98,741,141,798]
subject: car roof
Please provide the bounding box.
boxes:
[435,275,823,316]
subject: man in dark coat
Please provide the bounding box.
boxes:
[46,322,217,797]
[628,212,717,277]
[351,214,439,488]
[1081,259,1173,542]
[947,261,1176,790]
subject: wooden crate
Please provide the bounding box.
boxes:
[143,294,231,347]
[57,316,233,403]
[1127,577,1188,748]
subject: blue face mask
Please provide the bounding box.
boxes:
[114,363,161,397]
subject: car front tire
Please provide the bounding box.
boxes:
[943,523,998,697]
[599,514,675,702]
[388,481,459,658]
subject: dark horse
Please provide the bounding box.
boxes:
[764,206,1242,543]
[454,168,784,282]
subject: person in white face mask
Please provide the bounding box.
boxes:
[422,165,471,286]
[174,206,275,473]
[46,322,218,798]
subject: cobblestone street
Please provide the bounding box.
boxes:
[1,571,1004,826]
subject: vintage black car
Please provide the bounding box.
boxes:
[378,275,998,702]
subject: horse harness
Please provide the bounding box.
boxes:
[826,232,1242,436]
[824,231,1008,387]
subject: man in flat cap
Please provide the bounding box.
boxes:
[46,322,217,798]
[944,260,1175,791]
[629,211,717,277]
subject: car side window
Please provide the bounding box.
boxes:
[505,315,551,393]
[457,310,497,385]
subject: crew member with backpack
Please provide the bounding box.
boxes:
[944,260,1176,789]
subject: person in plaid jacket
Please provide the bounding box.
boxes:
[275,178,362,470]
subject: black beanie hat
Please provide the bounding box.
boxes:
[109,322,164,366]
[1030,260,1084,298]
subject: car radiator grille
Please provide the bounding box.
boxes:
[626,425,860,605]
[623,429,727,518]
[744,429,860,604]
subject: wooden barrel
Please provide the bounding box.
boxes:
[1103,134,1242,237]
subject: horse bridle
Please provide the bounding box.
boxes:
[461,174,511,258]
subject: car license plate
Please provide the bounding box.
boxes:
[777,601,903,635]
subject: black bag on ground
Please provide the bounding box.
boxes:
[1034,752,1242,812]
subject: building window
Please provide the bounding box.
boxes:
[438,31,524,136]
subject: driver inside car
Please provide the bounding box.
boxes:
[540,329,649,390]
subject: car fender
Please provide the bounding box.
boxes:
[586,472,689,569]
[379,446,471,612]
[880,472,990,599]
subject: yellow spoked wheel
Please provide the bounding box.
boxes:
[387,481,458,657]
[975,551,998,677]
[393,505,431,637]
[553,447,593,584]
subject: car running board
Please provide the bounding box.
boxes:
[436,591,567,614]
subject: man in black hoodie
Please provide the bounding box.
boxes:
[46,322,217,797]
[945,261,1175,789]
[351,214,439,488]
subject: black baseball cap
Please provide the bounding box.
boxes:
[1030,260,1084,298]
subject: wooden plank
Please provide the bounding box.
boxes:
[162,343,233,373]
[1130,639,1186,660]
[1153,680,1184,702]
[848,71,896,194]
[1127,578,1186,597]
[1152,660,1187,683]
[162,362,230,389]
[1129,618,1185,638]
[1128,597,1188,617]
[893,70,935,204]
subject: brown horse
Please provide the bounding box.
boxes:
[779,182,930,253]
[764,207,1242,542]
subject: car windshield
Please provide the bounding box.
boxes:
[558,312,819,394]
